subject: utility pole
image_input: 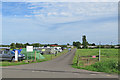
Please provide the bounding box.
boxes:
[99,42,101,61]
[111,42,112,48]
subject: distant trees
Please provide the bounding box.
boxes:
[73,41,81,48]
[10,43,16,49]
[67,43,70,46]
[73,35,97,49]
[16,43,23,48]
[31,43,40,47]
[10,43,32,49]
[8,43,61,49]
[89,43,96,46]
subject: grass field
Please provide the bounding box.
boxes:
[0,49,68,66]
[72,49,119,74]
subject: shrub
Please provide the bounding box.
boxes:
[85,59,118,73]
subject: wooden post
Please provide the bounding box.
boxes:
[51,53,52,60]
[31,52,32,60]
[77,55,80,66]
[34,51,36,61]
[87,58,89,65]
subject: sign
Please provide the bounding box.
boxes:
[15,50,18,62]
[26,46,33,52]
[92,56,96,58]
[42,49,45,52]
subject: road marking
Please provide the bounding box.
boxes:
[90,74,96,75]
[106,75,111,76]
[32,71,40,72]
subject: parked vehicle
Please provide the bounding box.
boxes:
[54,47,63,52]
[0,49,25,61]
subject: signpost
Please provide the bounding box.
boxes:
[34,51,36,61]
[26,46,33,52]
[26,46,33,61]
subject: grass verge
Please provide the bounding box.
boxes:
[72,49,119,74]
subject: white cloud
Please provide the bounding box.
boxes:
[26,2,117,22]
[60,12,71,16]
[24,15,32,17]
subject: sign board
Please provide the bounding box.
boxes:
[92,56,96,58]
[42,49,45,52]
[15,50,18,61]
[26,46,33,52]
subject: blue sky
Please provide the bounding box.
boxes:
[2,2,118,45]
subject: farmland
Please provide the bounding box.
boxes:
[72,49,119,74]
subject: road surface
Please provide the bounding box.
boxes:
[2,49,118,78]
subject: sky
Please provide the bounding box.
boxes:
[1,2,118,45]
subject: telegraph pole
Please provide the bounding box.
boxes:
[99,42,101,61]
[111,42,112,48]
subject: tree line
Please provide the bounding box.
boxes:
[73,35,119,49]
[0,43,67,49]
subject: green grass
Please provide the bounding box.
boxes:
[1,49,68,66]
[72,49,119,74]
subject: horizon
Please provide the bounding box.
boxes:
[1,2,118,45]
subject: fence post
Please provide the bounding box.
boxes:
[87,58,89,65]
[77,55,80,66]
[31,52,32,60]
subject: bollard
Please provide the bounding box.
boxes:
[15,50,18,62]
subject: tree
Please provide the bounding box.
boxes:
[24,43,30,47]
[91,43,96,46]
[73,42,77,46]
[16,43,23,48]
[10,43,16,49]
[82,35,88,48]
[73,41,81,49]
[67,43,70,46]
[31,43,40,47]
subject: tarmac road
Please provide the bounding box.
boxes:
[2,48,118,78]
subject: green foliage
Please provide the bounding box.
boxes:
[85,59,118,73]
[31,43,40,47]
[73,41,81,49]
[10,43,16,49]
[16,43,24,48]
[67,43,70,46]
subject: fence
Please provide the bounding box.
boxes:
[76,55,99,67]
[21,48,45,61]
